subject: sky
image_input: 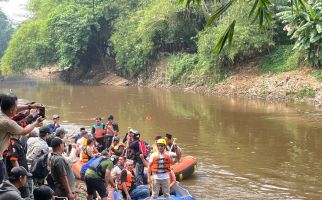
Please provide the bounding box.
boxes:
[0,0,30,23]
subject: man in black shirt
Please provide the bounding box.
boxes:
[6,136,30,198]
[128,131,145,184]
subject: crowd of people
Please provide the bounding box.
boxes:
[0,93,183,200]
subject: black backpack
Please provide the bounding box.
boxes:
[30,152,49,179]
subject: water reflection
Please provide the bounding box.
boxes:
[1,79,322,199]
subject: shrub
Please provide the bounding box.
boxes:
[166,53,198,84]
[259,45,301,73]
[1,19,56,74]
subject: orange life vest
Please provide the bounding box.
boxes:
[151,152,171,174]
[93,123,105,139]
[109,142,125,155]
[80,138,89,163]
[117,170,134,191]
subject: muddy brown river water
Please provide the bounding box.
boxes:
[1,79,322,199]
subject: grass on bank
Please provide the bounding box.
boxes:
[259,45,301,73]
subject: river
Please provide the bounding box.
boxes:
[1,78,322,199]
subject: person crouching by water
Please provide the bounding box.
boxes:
[49,137,76,200]
[0,166,32,200]
[118,159,149,200]
[148,139,173,199]
[84,150,115,200]
[92,117,106,152]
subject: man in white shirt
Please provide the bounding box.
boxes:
[148,139,173,199]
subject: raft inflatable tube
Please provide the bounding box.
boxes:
[141,182,195,200]
[72,155,197,181]
[172,156,197,181]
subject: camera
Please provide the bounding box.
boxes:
[38,107,46,118]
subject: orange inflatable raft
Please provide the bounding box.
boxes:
[72,156,197,181]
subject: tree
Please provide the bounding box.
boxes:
[0,10,13,58]
[182,0,308,54]
[278,0,322,67]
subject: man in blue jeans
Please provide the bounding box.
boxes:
[118,159,149,200]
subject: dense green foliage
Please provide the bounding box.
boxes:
[278,0,322,68]
[1,19,56,74]
[0,10,13,59]
[167,53,198,84]
[0,0,320,85]
[111,0,203,77]
[165,2,274,84]
[1,0,130,74]
[260,45,301,73]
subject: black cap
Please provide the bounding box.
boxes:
[39,126,50,134]
[133,131,140,140]
[50,137,63,148]
[80,127,86,131]
[33,185,54,200]
[55,127,67,136]
[108,115,114,120]
[95,117,102,120]
[9,166,32,181]
[165,133,172,140]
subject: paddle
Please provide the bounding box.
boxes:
[169,137,177,152]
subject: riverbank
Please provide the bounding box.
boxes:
[23,63,322,108]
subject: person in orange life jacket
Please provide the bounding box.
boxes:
[109,136,125,157]
[128,131,146,185]
[119,159,149,200]
[82,138,99,163]
[151,135,162,153]
[77,130,89,159]
[92,117,106,152]
[105,115,119,149]
[148,139,173,199]
[165,133,182,163]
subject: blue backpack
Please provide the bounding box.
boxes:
[80,156,108,178]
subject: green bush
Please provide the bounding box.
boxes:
[196,1,273,79]
[1,19,56,74]
[0,10,14,59]
[111,0,203,78]
[259,45,301,73]
[296,87,316,98]
[166,53,198,84]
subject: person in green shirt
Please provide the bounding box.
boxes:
[84,150,115,200]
